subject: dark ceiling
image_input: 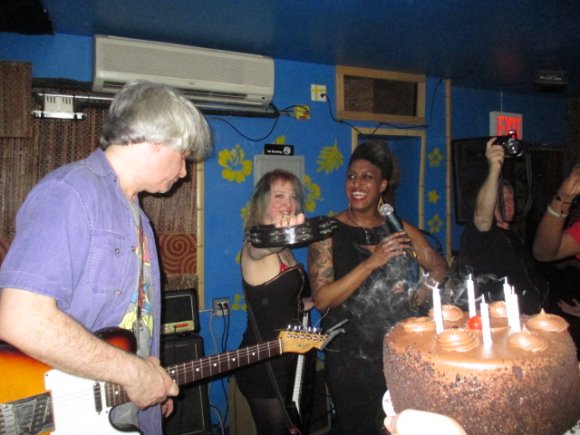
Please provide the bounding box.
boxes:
[5,0,580,96]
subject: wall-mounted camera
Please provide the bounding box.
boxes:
[494,130,523,158]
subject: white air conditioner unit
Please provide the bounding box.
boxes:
[93,35,274,108]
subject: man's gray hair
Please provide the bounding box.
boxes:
[99,81,212,160]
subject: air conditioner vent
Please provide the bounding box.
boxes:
[93,35,274,108]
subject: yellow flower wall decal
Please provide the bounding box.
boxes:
[231,293,247,312]
[304,175,321,212]
[241,201,249,220]
[317,141,343,173]
[428,147,443,168]
[428,190,440,204]
[219,144,252,183]
[273,135,286,144]
[427,213,443,234]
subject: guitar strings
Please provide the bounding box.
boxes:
[30,333,322,428]
[167,339,284,382]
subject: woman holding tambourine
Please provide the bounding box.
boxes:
[235,168,334,435]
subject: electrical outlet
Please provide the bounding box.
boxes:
[212,297,230,316]
[311,84,327,102]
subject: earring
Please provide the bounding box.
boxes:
[377,196,384,213]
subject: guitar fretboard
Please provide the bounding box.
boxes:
[105,338,283,407]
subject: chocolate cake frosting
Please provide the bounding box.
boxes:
[384,305,580,435]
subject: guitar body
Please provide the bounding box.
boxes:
[0,328,136,435]
[43,369,137,435]
[0,326,328,435]
[287,312,318,435]
[293,349,317,435]
[0,345,51,406]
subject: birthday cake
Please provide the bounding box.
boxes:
[383,304,580,435]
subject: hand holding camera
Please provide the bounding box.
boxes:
[494,130,523,158]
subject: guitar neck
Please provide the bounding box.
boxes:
[105,338,283,407]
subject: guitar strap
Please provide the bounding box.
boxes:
[244,263,304,435]
[112,204,148,428]
[135,216,145,337]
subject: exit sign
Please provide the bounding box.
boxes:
[489,112,523,139]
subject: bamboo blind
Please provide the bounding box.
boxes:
[0,70,198,279]
[0,61,32,138]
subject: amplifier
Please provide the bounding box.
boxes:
[161,288,199,335]
[161,334,211,434]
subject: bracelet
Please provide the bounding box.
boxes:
[547,204,568,218]
[555,194,572,204]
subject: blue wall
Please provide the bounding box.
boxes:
[0,31,569,427]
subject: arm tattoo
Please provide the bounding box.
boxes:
[308,239,334,291]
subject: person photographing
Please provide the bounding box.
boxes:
[459,137,548,315]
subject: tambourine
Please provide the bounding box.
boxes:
[249,216,339,248]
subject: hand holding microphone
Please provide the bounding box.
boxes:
[379,203,404,233]
[379,203,416,258]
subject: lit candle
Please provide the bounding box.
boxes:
[467,274,476,318]
[503,278,514,330]
[432,284,444,334]
[480,295,492,346]
[510,288,521,333]
[503,277,511,302]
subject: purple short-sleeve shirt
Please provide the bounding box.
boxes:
[0,148,163,434]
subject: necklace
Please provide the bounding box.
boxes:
[347,209,381,244]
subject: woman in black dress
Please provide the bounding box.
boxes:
[308,142,449,434]
[235,169,312,435]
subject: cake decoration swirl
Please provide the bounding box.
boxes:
[428,304,465,327]
[525,309,568,333]
[507,331,550,353]
[436,328,479,352]
[401,316,436,333]
[442,304,464,322]
[489,301,508,318]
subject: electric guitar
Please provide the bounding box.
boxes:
[288,312,316,434]
[0,327,329,435]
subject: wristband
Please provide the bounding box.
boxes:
[547,204,568,218]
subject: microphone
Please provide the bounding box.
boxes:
[379,203,404,233]
[380,203,417,258]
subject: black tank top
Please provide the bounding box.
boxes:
[323,220,420,361]
[236,264,305,398]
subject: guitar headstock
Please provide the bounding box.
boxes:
[278,328,329,354]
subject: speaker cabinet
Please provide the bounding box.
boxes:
[452,137,489,223]
[161,334,211,435]
[161,288,200,335]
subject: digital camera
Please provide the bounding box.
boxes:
[495,130,523,158]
